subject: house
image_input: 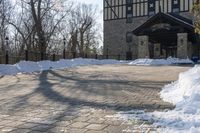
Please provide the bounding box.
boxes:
[103,0,200,60]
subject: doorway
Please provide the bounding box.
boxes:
[126,52,132,60]
[166,46,177,58]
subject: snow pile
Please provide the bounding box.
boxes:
[114,65,200,133]
[168,57,194,64]
[129,57,193,65]
[161,65,200,105]
[0,58,194,76]
[38,60,58,70]
[0,58,126,76]
[155,65,200,132]
[17,61,41,73]
[0,65,19,75]
[129,58,171,65]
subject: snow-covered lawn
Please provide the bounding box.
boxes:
[110,65,200,133]
[0,58,194,76]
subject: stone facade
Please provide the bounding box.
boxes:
[104,17,148,60]
[138,36,149,58]
[103,10,197,59]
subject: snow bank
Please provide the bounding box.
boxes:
[16,61,41,73]
[0,58,194,76]
[0,65,19,75]
[0,58,126,76]
[161,65,200,105]
[155,65,200,132]
[114,65,200,133]
[38,60,57,70]
[129,57,193,65]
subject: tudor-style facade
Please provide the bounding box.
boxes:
[103,0,200,59]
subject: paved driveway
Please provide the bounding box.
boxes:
[0,65,190,133]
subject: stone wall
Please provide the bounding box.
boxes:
[104,17,148,60]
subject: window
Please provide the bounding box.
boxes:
[127,4,133,14]
[174,0,178,5]
[148,0,155,16]
[126,0,133,4]
[126,32,133,43]
[172,0,180,13]
[126,4,133,23]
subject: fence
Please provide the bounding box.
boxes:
[0,49,136,64]
[0,50,110,64]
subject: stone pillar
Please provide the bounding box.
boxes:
[138,35,149,58]
[177,33,188,59]
[154,43,161,58]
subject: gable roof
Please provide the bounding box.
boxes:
[133,12,194,36]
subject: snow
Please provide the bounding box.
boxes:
[161,65,200,105]
[129,57,194,65]
[0,58,126,76]
[0,58,194,76]
[111,65,200,133]
[17,61,41,73]
[0,65,19,75]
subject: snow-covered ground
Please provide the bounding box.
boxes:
[129,57,194,65]
[0,58,194,76]
[0,58,127,76]
[111,65,200,133]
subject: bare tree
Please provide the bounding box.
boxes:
[8,0,72,59]
[0,0,102,63]
[0,0,11,53]
[67,4,102,57]
[9,8,35,54]
[30,0,72,59]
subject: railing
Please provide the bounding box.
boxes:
[0,49,138,64]
[0,50,107,64]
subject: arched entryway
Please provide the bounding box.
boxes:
[149,29,178,58]
[133,12,198,59]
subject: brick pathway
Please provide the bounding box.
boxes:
[0,65,190,133]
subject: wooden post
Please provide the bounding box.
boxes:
[53,53,56,61]
[25,50,28,61]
